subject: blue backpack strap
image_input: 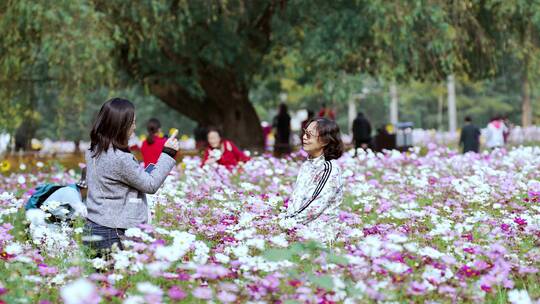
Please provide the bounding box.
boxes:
[24,184,63,210]
[67,184,79,191]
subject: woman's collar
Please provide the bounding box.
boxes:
[307,153,325,165]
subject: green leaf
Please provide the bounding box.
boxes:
[308,274,334,290]
[263,248,293,262]
[327,253,349,265]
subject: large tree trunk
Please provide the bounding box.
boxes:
[110,2,281,151]
[521,63,532,127]
[211,93,264,151]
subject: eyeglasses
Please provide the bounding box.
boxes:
[303,128,318,139]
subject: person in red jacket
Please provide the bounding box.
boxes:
[318,103,335,120]
[202,127,250,169]
[140,118,167,167]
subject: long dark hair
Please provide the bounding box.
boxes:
[90,98,135,158]
[310,118,344,160]
[146,118,161,145]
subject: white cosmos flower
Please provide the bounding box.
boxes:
[246,238,265,250]
[383,261,409,274]
[508,289,532,304]
[112,251,131,270]
[60,278,100,304]
[170,231,196,249]
[269,234,288,247]
[232,244,250,258]
[155,245,187,262]
[123,295,145,304]
[91,258,107,270]
[5,242,23,255]
[421,265,453,284]
[137,282,163,295]
[359,235,383,258]
[387,233,408,243]
[193,241,210,264]
[419,247,444,259]
[215,253,230,264]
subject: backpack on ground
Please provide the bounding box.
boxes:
[24,184,75,210]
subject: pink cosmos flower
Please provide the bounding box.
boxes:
[217,291,237,303]
[168,286,186,301]
[192,286,213,300]
[458,265,479,278]
[514,217,527,226]
[38,264,58,276]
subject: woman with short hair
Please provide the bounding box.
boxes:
[286,118,344,227]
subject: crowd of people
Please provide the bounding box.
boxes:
[24,97,516,256]
[459,115,511,153]
[25,98,345,255]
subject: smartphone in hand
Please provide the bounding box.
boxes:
[145,163,156,173]
[169,128,178,138]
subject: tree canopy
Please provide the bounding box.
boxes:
[1,0,539,148]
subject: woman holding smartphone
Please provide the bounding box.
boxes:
[84,98,179,251]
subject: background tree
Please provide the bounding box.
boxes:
[1,0,539,150]
[486,0,540,127]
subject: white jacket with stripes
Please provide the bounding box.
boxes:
[287,155,343,225]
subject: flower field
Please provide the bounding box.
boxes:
[0,146,539,303]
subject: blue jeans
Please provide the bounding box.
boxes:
[84,220,125,252]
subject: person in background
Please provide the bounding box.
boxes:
[300,109,315,139]
[273,103,291,155]
[201,127,250,169]
[318,102,335,120]
[502,115,512,144]
[459,116,481,153]
[352,112,372,155]
[485,116,507,150]
[84,98,179,252]
[261,121,272,151]
[140,118,168,167]
[193,123,208,151]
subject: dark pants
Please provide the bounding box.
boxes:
[84,220,125,252]
[354,140,371,156]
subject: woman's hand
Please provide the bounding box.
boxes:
[164,129,180,151]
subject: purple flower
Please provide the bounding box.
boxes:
[514,217,527,226]
[192,286,213,300]
[194,264,229,280]
[38,264,58,276]
[168,286,186,301]
[458,265,479,278]
[217,291,237,303]
[407,281,427,295]
[463,247,475,254]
